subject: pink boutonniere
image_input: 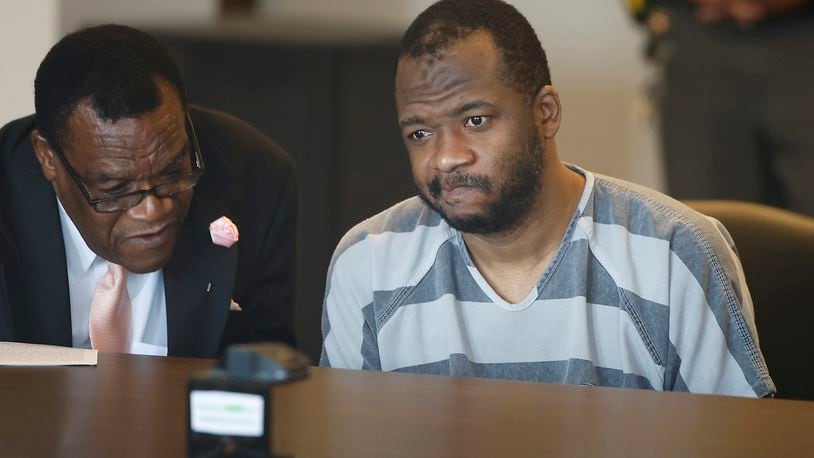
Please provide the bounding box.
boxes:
[209,216,239,248]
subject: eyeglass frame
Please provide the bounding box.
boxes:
[47,111,206,213]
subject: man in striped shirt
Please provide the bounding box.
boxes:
[320,0,775,397]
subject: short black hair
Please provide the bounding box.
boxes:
[34,24,187,147]
[398,0,551,98]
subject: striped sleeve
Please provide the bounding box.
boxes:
[588,176,775,397]
[320,198,447,371]
[665,216,774,397]
[320,224,375,370]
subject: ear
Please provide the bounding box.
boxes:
[532,85,562,139]
[31,130,59,183]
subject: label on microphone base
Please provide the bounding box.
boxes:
[189,390,265,437]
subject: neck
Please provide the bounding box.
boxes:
[465,161,583,262]
[461,151,585,302]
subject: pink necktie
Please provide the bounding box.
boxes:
[89,262,132,352]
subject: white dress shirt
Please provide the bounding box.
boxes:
[58,201,168,356]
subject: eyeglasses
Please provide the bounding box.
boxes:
[49,112,206,213]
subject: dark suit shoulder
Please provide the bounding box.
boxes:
[0,114,37,180]
[0,114,36,148]
[188,106,294,178]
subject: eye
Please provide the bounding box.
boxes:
[162,163,189,179]
[408,129,433,141]
[158,171,185,184]
[158,154,193,179]
[465,116,489,128]
[95,180,131,195]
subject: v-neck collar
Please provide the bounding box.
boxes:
[453,164,595,311]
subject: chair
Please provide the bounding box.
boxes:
[685,200,814,400]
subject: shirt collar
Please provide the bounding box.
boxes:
[563,162,594,216]
[57,199,100,276]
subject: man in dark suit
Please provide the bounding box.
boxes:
[0,25,297,357]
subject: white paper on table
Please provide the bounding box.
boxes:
[0,341,98,366]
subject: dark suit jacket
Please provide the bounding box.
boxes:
[0,106,297,357]
[0,217,12,341]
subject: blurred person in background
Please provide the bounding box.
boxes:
[630,0,814,215]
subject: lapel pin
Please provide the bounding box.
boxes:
[209,216,239,248]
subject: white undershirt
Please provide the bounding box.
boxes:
[58,200,168,356]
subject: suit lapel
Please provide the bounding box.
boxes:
[164,109,238,357]
[163,196,238,357]
[2,142,72,345]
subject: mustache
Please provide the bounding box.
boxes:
[428,173,492,199]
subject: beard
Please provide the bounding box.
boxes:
[415,130,544,235]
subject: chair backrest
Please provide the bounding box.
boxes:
[685,200,814,400]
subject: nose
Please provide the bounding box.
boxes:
[127,193,174,222]
[432,129,475,173]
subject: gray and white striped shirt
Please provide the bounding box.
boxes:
[320,166,775,397]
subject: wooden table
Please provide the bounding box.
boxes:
[1,353,813,457]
